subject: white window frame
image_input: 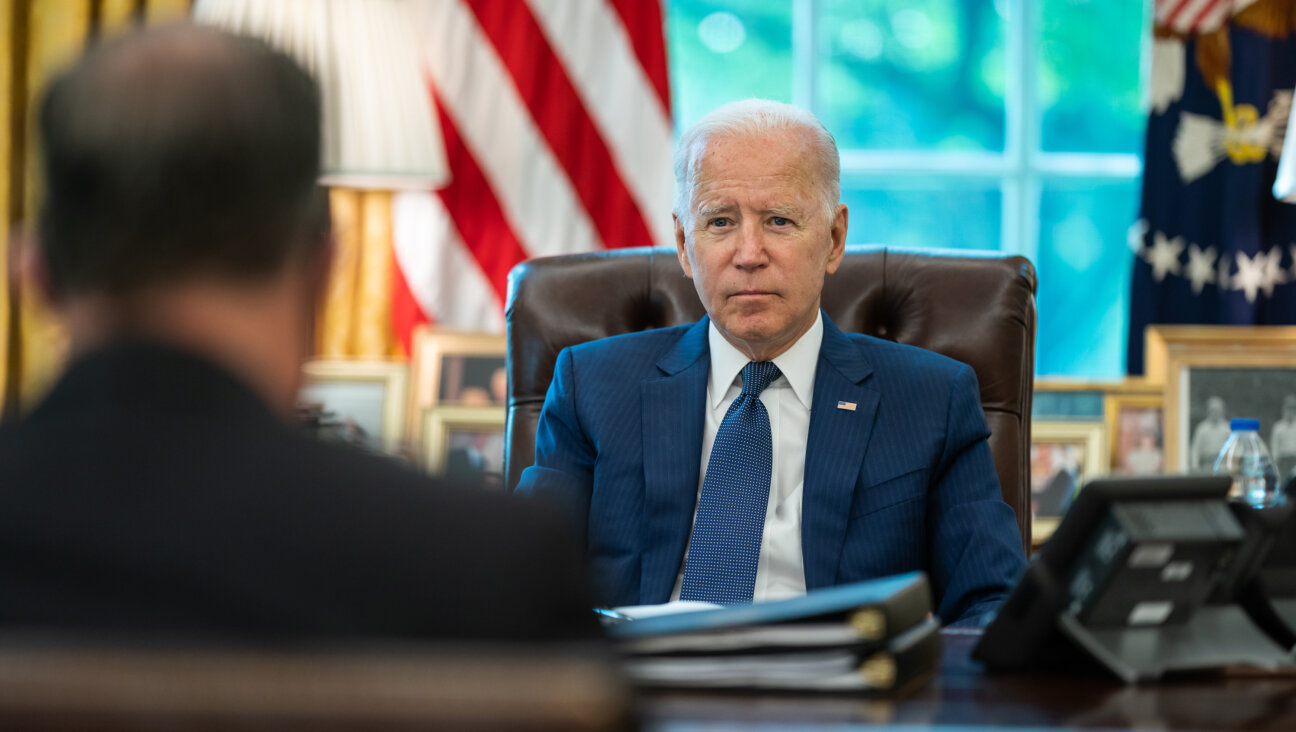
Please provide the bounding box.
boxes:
[789,0,1146,263]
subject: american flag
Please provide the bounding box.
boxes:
[1154,0,1255,35]
[1128,0,1296,374]
[393,0,674,349]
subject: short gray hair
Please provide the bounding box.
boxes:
[673,98,840,225]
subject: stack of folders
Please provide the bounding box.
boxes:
[604,571,939,692]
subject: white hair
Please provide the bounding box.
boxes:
[673,98,841,225]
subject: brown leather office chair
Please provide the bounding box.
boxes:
[506,245,1037,552]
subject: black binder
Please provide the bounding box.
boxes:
[610,572,936,691]
[608,571,930,649]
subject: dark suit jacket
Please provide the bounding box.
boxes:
[0,340,596,642]
[516,314,1026,622]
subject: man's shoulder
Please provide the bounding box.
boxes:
[282,439,596,632]
[283,434,524,516]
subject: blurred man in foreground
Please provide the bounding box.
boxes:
[0,25,594,641]
[518,99,1025,623]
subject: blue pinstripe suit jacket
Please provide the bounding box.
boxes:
[516,313,1026,622]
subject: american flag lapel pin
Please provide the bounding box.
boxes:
[837,401,857,411]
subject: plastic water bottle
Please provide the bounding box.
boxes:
[1212,418,1283,508]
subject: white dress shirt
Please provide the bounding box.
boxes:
[671,312,823,602]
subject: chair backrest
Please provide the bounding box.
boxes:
[506,245,1037,551]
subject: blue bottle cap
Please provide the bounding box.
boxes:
[1230,418,1260,431]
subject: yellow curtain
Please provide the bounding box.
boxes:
[0,0,190,417]
[0,0,398,418]
[10,0,88,417]
[317,188,401,359]
[0,4,14,418]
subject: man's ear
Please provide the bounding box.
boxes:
[674,214,693,279]
[12,226,56,306]
[825,203,848,275]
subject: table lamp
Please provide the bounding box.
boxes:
[193,0,450,191]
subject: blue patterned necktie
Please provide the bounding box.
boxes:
[680,360,782,604]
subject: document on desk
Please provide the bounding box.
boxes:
[617,622,875,654]
[607,571,931,646]
[611,600,723,620]
[625,650,858,685]
[621,617,941,691]
[607,572,937,692]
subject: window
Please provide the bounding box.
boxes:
[667,0,1147,377]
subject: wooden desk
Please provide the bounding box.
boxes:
[0,640,636,731]
[641,628,1296,730]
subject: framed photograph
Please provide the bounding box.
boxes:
[1103,389,1164,476]
[421,406,507,490]
[1033,379,1164,420]
[1030,421,1107,546]
[1143,325,1296,386]
[300,359,408,454]
[406,328,507,446]
[1146,326,1296,473]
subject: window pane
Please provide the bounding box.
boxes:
[1035,180,1139,378]
[666,1,794,130]
[841,182,1001,250]
[818,0,1007,151]
[1039,0,1145,153]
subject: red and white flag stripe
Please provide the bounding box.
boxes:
[1154,0,1258,35]
[394,0,673,348]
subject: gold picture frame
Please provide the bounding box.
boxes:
[1144,325,1296,386]
[420,406,507,487]
[1031,375,1156,393]
[406,327,507,449]
[1030,421,1107,547]
[1145,326,1296,472]
[1103,388,1164,476]
[300,359,408,454]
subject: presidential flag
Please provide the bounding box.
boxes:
[392,0,675,350]
[1128,0,1296,374]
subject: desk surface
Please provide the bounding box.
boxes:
[641,628,1296,730]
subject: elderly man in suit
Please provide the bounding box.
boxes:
[517,99,1026,623]
[0,25,595,641]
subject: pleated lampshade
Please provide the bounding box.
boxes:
[193,0,450,191]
